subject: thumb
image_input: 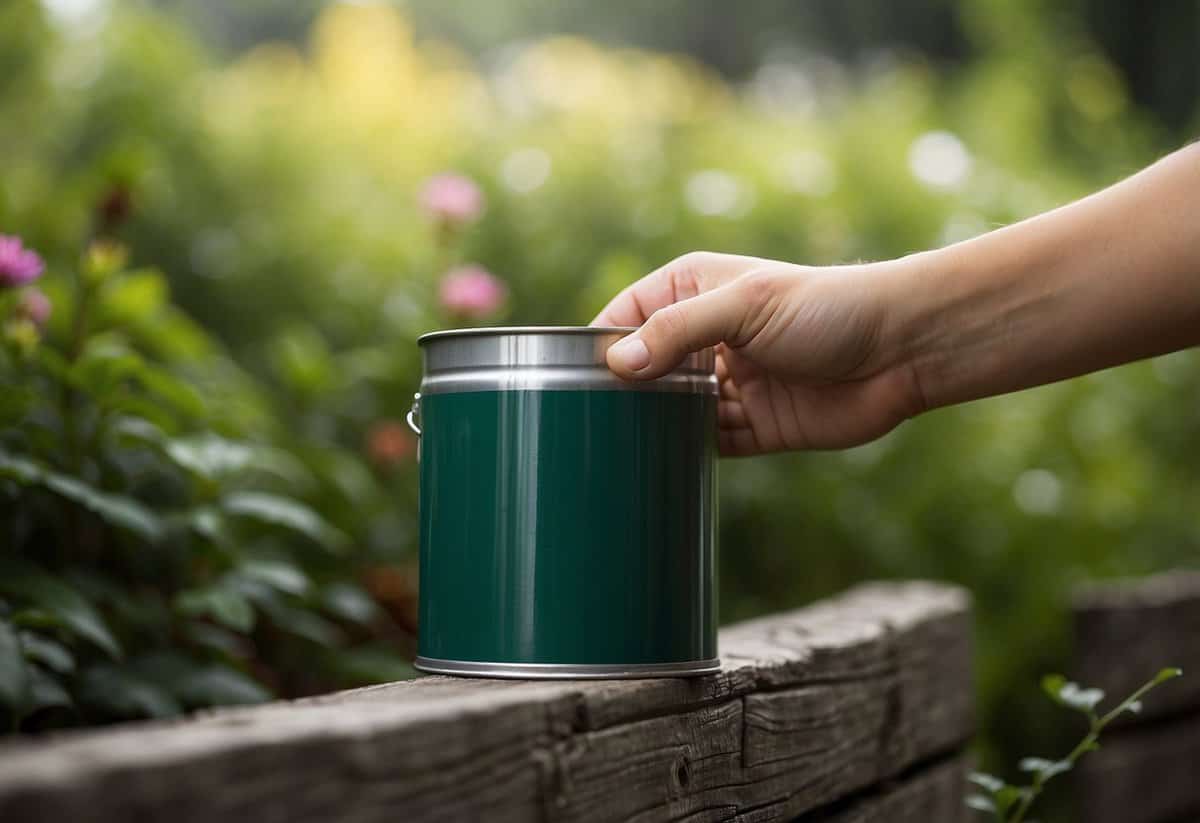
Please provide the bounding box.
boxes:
[606,283,749,380]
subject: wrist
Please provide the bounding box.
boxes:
[869,249,957,412]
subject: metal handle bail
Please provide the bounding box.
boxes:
[405,392,421,437]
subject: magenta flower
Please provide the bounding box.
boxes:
[419,173,485,225]
[17,288,52,328]
[439,265,507,318]
[0,235,45,287]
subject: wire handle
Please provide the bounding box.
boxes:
[405,392,421,436]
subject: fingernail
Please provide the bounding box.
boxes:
[611,337,651,372]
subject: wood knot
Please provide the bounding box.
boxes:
[671,754,692,794]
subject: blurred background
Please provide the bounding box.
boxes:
[1,0,1198,818]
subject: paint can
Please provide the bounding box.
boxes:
[409,326,718,679]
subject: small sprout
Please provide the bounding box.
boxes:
[970,666,1184,822]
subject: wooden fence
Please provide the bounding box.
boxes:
[0,581,973,822]
[1073,569,1200,823]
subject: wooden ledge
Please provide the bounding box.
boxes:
[0,581,974,822]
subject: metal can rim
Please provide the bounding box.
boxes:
[417,325,717,395]
[418,325,636,343]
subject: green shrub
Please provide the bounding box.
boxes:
[1,3,1196,798]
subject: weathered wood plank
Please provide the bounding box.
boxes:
[1075,710,1200,823]
[1073,569,1200,721]
[819,755,968,823]
[731,756,969,823]
[0,581,973,823]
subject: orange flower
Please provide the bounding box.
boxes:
[366,419,414,467]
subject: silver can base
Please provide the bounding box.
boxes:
[414,656,721,680]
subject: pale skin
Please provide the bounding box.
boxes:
[594,143,1200,457]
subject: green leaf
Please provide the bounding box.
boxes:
[222,491,349,553]
[164,434,254,481]
[110,415,167,445]
[187,506,227,544]
[1018,757,1072,778]
[1059,682,1105,712]
[100,269,167,324]
[136,364,207,419]
[968,772,1005,794]
[128,652,271,708]
[0,562,122,658]
[184,622,249,657]
[171,664,271,707]
[261,602,343,647]
[1154,667,1183,684]
[175,585,255,633]
[26,665,73,713]
[78,664,183,719]
[321,582,380,624]
[994,785,1026,813]
[0,384,36,427]
[70,341,145,399]
[19,631,76,674]
[324,645,418,685]
[1041,673,1068,704]
[0,451,164,543]
[965,794,995,813]
[1041,674,1104,712]
[0,618,30,711]
[40,472,165,543]
[236,559,309,596]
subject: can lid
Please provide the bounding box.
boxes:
[417,325,716,395]
[417,325,635,343]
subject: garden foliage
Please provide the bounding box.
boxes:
[1,1,1197,788]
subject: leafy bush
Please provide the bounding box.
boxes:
[0,227,418,730]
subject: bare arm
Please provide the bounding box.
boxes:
[595,144,1200,455]
[890,142,1200,410]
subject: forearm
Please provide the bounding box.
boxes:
[889,143,1200,410]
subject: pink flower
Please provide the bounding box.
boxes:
[419,173,484,224]
[17,288,51,328]
[0,235,45,287]
[439,265,507,318]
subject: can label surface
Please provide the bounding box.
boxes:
[418,388,716,667]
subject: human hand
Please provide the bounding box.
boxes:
[593,252,926,455]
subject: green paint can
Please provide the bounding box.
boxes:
[409,326,718,679]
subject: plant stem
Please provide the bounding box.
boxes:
[1009,673,1177,822]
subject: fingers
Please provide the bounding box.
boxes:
[591,251,751,327]
[606,282,751,379]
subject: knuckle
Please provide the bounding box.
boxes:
[732,268,788,339]
[649,303,690,346]
[673,250,719,280]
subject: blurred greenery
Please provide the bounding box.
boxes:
[1,1,1197,819]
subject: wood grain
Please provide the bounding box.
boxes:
[0,581,974,823]
[1075,710,1200,823]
